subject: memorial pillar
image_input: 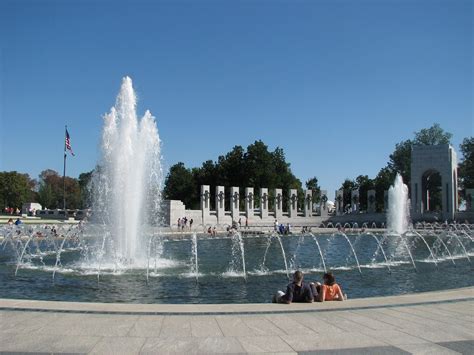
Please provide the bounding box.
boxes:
[320,190,328,217]
[351,189,360,213]
[260,188,269,219]
[304,189,312,217]
[245,187,254,220]
[274,188,283,219]
[230,186,240,222]
[216,186,225,222]
[200,185,210,223]
[289,189,298,218]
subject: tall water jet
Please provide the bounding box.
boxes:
[92,77,162,265]
[387,173,410,235]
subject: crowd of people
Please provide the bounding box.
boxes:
[177,217,194,231]
[274,219,292,234]
[3,207,21,215]
[273,270,346,304]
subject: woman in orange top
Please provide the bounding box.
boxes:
[314,272,345,302]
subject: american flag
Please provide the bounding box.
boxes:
[65,129,75,156]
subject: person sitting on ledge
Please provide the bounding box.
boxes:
[272,270,313,304]
[311,272,345,302]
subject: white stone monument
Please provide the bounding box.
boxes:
[411,144,458,220]
[260,188,269,219]
[245,187,254,219]
[289,189,298,218]
[304,189,312,217]
[351,189,360,213]
[216,186,225,222]
[274,188,283,219]
[320,190,328,217]
[230,186,240,221]
[200,185,210,222]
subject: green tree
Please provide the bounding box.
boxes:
[388,139,412,187]
[37,169,81,209]
[355,175,374,211]
[374,167,396,212]
[38,170,61,209]
[163,162,197,209]
[38,183,55,209]
[245,140,276,188]
[0,171,36,210]
[413,123,452,146]
[340,179,356,212]
[162,140,304,211]
[383,123,452,195]
[270,146,303,210]
[458,137,474,204]
[78,170,94,209]
[192,160,219,209]
[217,145,246,188]
[305,177,321,204]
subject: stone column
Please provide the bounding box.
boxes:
[351,189,360,213]
[304,190,312,217]
[466,189,474,212]
[367,189,376,213]
[216,186,225,222]
[320,190,328,217]
[230,186,240,222]
[260,188,269,219]
[384,190,389,212]
[274,188,283,219]
[200,185,210,223]
[335,189,343,216]
[245,187,254,219]
[289,189,298,218]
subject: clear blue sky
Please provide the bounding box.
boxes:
[1,0,472,200]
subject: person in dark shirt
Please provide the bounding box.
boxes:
[273,270,313,304]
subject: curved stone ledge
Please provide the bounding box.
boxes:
[1,287,472,315]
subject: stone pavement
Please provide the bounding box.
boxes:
[0,287,473,354]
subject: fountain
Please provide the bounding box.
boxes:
[0,82,473,304]
[92,77,162,265]
[387,173,410,234]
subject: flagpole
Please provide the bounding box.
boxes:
[63,125,67,211]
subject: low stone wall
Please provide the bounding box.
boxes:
[163,199,474,227]
[455,211,474,223]
[326,213,386,226]
[36,209,89,220]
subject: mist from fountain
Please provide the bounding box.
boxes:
[387,173,410,235]
[92,77,162,266]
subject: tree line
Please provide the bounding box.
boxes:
[0,169,93,211]
[1,124,472,213]
[163,140,321,211]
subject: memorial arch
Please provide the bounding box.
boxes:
[410,144,458,221]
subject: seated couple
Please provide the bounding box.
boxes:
[272,270,345,304]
